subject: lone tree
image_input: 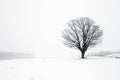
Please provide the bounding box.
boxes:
[62,17,103,58]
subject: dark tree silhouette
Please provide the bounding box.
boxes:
[62,17,103,58]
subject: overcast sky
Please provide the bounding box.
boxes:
[0,0,120,58]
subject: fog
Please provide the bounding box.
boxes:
[0,0,120,58]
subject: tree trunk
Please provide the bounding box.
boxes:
[81,51,85,59]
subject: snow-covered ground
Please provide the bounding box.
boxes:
[0,57,120,80]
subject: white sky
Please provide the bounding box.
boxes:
[0,0,120,58]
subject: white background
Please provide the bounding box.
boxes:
[0,0,120,58]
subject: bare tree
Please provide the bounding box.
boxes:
[62,17,103,58]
